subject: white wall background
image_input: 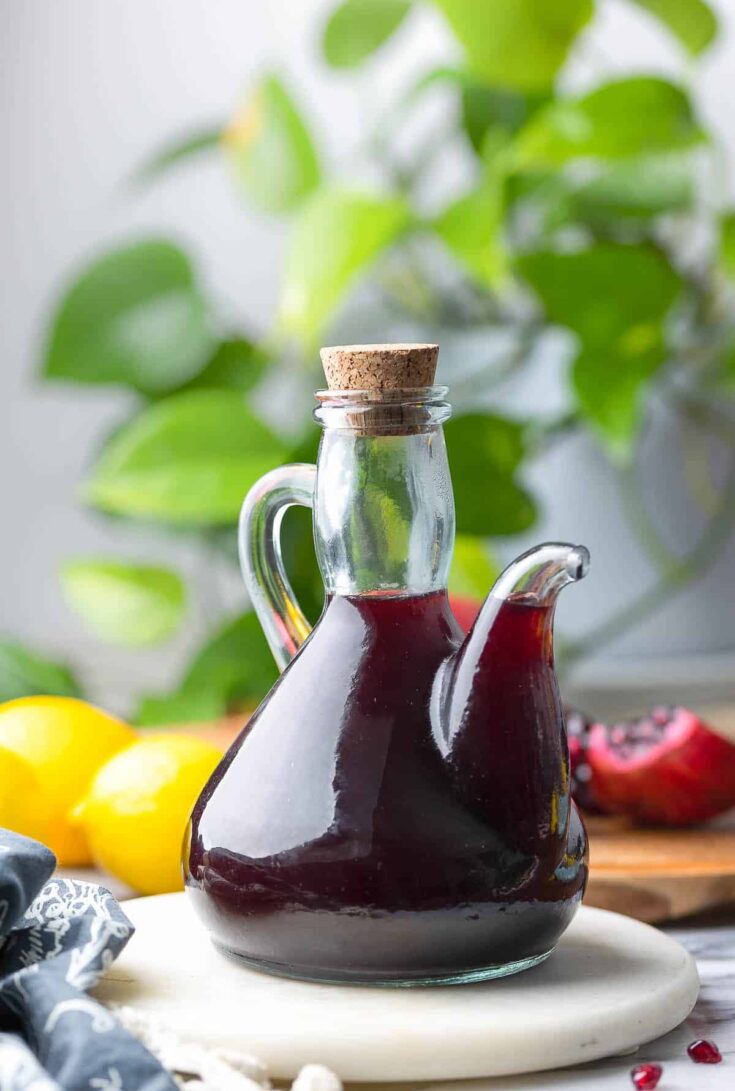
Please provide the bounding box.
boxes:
[3,0,735,711]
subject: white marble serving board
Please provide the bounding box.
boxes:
[93,893,699,1082]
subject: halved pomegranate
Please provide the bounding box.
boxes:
[586,707,735,826]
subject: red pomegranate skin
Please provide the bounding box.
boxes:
[587,707,735,826]
[449,595,482,634]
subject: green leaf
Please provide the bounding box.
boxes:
[0,640,83,702]
[407,68,543,151]
[624,0,717,56]
[565,154,694,223]
[136,612,278,725]
[435,175,506,287]
[279,186,409,344]
[518,243,683,452]
[449,534,499,598]
[225,75,320,213]
[719,211,735,278]
[60,560,186,647]
[43,240,215,395]
[444,413,537,535]
[515,77,703,167]
[433,0,593,93]
[507,156,694,240]
[178,337,269,394]
[85,389,289,524]
[517,243,682,351]
[571,349,663,458]
[462,81,544,152]
[133,126,223,185]
[323,0,412,67]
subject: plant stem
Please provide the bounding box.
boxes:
[525,409,579,457]
[673,389,735,446]
[617,463,679,575]
[450,332,541,400]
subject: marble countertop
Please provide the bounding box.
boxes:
[450,920,734,1091]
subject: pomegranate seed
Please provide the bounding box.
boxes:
[631,1063,662,1090]
[687,1038,722,1063]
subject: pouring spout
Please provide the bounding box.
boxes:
[432,542,590,846]
[489,542,590,608]
[434,542,590,757]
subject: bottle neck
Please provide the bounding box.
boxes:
[313,389,454,597]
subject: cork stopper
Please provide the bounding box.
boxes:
[320,343,438,391]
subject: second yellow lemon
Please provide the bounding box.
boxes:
[76,734,221,895]
[0,696,136,864]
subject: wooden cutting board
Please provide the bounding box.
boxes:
[585,817,735,923]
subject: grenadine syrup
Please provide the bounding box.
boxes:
[184,590,587,984]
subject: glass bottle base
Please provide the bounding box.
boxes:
[214,943,555,987]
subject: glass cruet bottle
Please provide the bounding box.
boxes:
[183,343,588,985]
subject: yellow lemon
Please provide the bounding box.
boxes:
[0,696,135,865]
[76,734,221,895]
[0,745,52,845]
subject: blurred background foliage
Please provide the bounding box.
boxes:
[6,0,735,722]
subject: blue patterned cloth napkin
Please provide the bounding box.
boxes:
[0,828,176,1091]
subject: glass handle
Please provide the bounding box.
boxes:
[238,463,317,672]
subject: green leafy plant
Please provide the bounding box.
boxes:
[0,641,82,704]
[15,0,735,719]
[60,561,186,647]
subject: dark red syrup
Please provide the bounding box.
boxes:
[184,591,588,982]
